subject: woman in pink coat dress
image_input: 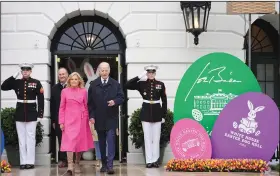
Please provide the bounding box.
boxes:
[59,72,94,175]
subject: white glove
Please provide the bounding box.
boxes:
[161,118,165,124]
[13,71,21,78]
[139,75,147,81]
[37,118,42,123]
[138,71,147,79]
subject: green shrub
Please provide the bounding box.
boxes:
[271,163,280,172]
[269,163,279,172]
[1,107,44,147]
[128,108,174,149]
[276,164,280,172]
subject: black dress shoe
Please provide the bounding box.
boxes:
[66,170,73,175]
[107,168,115,175]
[153,162,160,168]
[146,163,153,168]
[20,165,26,170]
[100,166,107,172]
[25,164,35,169]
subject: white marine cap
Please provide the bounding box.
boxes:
[144,65,158,72]
[19,63,34,70]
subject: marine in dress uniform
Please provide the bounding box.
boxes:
[125,65,167,168]
[1,63,44,170]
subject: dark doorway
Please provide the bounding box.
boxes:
[244,18,279,106]
[244,17,279,161]
[50,15,128,163]
[58,56,119,84]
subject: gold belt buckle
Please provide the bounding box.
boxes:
[150,101,154,104]
[24,100,27,103]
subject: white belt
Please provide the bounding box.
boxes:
[17,100,36,103]
[143,100,160,104]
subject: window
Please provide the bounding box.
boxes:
[256,64,275,98]
[244,24,274,52]
[57,21,120,51]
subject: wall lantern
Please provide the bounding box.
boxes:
[180,1,211,45]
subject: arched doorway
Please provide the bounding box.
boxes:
[50,15,128,162]
[244,18,279,105]
[244,17,279,161]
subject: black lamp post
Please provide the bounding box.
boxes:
[180,1,211,45]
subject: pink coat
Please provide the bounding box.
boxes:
[59,87,94,152]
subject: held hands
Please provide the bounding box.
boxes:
[89,118,95,124]
[37,118,42,123]
[60,124,64,131]
[138,71,147,79]
[107,100,115,106]
[161,118,165,124]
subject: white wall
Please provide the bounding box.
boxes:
[125,2,247,163]
[1,2,54,165]
[2,2,276,164]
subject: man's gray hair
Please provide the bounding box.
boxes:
[98,62,111,70]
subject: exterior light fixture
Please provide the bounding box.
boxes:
[180,1,211,45]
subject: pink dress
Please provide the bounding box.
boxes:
[59,87,94,152]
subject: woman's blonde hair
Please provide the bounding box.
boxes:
[66,72,85,88]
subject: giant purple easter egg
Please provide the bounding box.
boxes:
[211,92,279,162]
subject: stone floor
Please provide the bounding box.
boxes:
[2,161,279,176]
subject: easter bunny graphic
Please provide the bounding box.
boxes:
[80,58,90,75]
[84,62,99,90]
[233,100,265,136]
[67,58,83,76]
[67,58,91,78]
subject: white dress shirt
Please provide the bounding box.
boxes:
[101,77,109,84]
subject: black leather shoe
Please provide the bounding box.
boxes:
[25,164,34,169]
[20,165,26,170]
[66,170,73,175]
[100,166,107,172]
[146,163,153,168]
[107,168,115,174]
[153,162,160,168]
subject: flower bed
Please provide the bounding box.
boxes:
[1,160,11,173]
[165,159,268,172]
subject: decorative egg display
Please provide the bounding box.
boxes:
[173,52,261,136]
[211,92,279,162]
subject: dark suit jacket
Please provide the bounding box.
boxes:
[50,83,65,125]
[87,77,124,130]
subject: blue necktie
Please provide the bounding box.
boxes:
[103,79,106,86]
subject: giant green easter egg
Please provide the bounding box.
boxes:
[174,52,261,136]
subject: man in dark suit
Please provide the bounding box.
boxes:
[88,62,124,175]
[50,67,69,168]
